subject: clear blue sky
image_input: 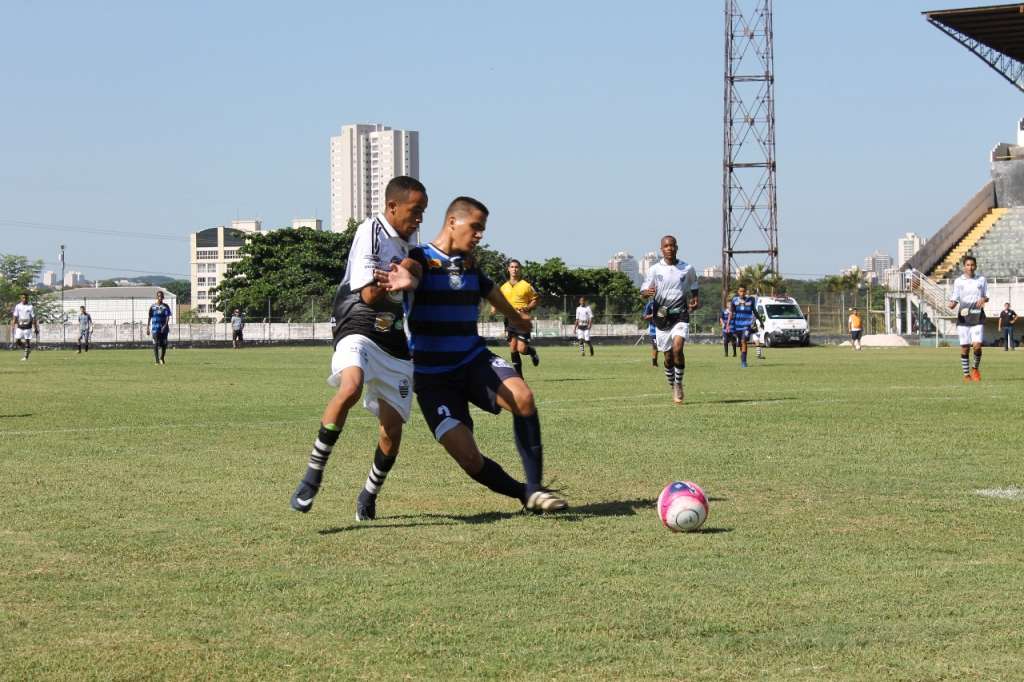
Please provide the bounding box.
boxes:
[0,0,1019,281]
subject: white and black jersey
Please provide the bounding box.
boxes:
[950,274,988,325]
[641,259,699,326]
[12,302,35,329]
[331,214,411,360]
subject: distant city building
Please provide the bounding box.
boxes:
[291,218,323,231]
[64,271,85,288]
[897,232,926,267]
[702,265,723,278]
[42,270,57,287]
[61,286,177,324]
[189,219,261,320]
[330,123,420,231]
[863,250,894,278]
[638,252,658,278]
[608,251,641,286]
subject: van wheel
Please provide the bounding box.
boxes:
[763,334,772,348]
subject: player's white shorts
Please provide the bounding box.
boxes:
[576,327,591,341]
[654,322,689,352]
[328,334,413,422]
[13,328,34,342]
[957,324,984,346]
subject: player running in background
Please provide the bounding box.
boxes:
[948,255,988,382]
[146,290,172,365]
[11,292,39,361]
[496,259,540,376]
[77,306,93,353]
[574,296,594,356]
[290,176,427,521]
[726,285,756,368]
[848,307,863,351]
[643,299,658,366]
[377,196,567,513]
[641,235,700,404]
[720,305,736,357]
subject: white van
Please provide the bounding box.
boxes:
[754,296,810,347]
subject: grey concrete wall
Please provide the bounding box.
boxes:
[992,158,1024,208]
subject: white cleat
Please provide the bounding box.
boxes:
[526,489,568,513]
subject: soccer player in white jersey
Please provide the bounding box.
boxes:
[11,292,40,361]
[290,176,427,522]
[948,255,989,382]
[641,235,700,404]
[574,296,594,356]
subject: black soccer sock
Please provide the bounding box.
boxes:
[723,338,729,356]
[153,344,160,363]
[513,412,544,494]
[362,446,397,496]
[588,341,594,356]
[302,423,342,488]
[973,350,982,369]
[510,351,522,377]
[469,456,527,503]
[960,353,970,376]
[160,343,167,361]
[526,346,538,359]
[23,341,31,359]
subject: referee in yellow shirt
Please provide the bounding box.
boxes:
[497,259,540,376]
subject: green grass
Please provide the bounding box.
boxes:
[2,344,1023,680]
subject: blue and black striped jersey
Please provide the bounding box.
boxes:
[729,295,755,331]
[405,244,493,374]
[148,303,171,334]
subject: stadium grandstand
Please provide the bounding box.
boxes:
[886,4,1024,340]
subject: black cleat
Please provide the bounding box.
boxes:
[290,481,319,513]
[530,351,540,367]
[355,489,377,521]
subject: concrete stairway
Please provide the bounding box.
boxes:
[931,208,1008,280]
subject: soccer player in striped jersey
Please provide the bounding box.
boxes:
[720,306,735,357]
[376,196,567,513]
[948,255,989,382]
[146,291,172,365]
[289,176,428,521]
[726,286,756,368]
[496,259,540,376]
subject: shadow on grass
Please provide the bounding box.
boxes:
[699,397,794,405]
[318,497,678,534]
[535,377,609,383]
[0,413,33,418]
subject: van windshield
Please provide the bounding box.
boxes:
[765,304,803,319]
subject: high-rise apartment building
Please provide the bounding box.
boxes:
[64,271,85,288]
[863,250,894,277]
[330,123,419,231]
[897,232,925,267]
[291,218,323,231]
[638,252,658,279]
[608,251,641,286]
[42,271,57,287]
[189,219,261,320]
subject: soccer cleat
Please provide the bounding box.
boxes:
[290,481,319,513]
[525,488,568,513]
[355,489,377,521]
[653,358,659,366]
[962,375,972,383]
[20,356,27,362]
[673,383,684,404]
[741,361,748,368]
[971,368,981,382]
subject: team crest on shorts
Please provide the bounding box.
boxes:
[490,357,512,369]
[398,378,410,398]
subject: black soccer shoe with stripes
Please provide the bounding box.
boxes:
[355,489,377,521]
[290,481,319,513]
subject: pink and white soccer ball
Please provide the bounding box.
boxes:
[657,481,708,532]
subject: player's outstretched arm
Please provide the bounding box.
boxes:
[374,259,422,293]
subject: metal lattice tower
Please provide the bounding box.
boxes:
[722,0,779,304]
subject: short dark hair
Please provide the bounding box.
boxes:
[385,176,426,203]
[508,259,521,268]
[963,255,977,266]
[446,196,489,219]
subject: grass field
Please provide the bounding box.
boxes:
[2,343,1023,680]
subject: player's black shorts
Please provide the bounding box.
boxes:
[851,330,862,340]
[414,350,519,440]
[503,319,531,342]
[232,330,244,341]
[732,328,751,342]
[152,331,168,345]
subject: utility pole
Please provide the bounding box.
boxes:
[722,0,780,305]
[59,244,66,347]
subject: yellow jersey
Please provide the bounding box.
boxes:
[500,280,538,311]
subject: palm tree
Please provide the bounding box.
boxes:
[735,263,781,296]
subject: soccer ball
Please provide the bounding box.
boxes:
[657,481,708,532]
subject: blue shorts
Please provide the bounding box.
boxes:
[851,330,862,340]
[414,351,519,441]
[732,329,751,342]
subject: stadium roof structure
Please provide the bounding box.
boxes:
[923,4,1024,92]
